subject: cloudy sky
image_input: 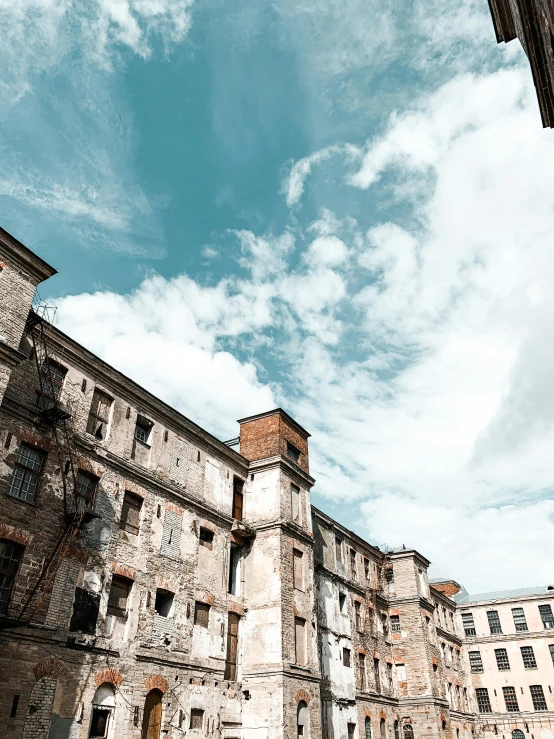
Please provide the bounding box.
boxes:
[2,0,554,592]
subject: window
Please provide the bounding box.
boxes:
[521,645,537,669]
[549,644,554,665]
[224,612,240,681]
[199,527,214,549]
[86,389,112,439]
[190,709,204,730]
[390,615,401,632]
[462,612,476,636]
[119,492,142,535]
[404,725,414,739]
[228,545,242,596]
[495,648,510,671]
[0,540,23,615]
[364,557,370,582]
[293,549,304,591]
[380,718,386,739]
[232,477,244,521]
[365,717,372,739]
[512,607,528,632]
[530,685,547,711]
[355,601,362,631]
[381,613,389,638]
[134,414,153,445]
[476,688,492,713]
[396,663,406,682]
[335,537,343,564]
[503,686,520,712]
[75,470,99,511]
[6,443,45,503]
[297,701,308,738]
[374,658,381,692]
[348,724,356,739]
[155,589,174,618]
[89,683,115,738]
[107,576,132,618]
[350,549,357,580]
[358,653,366,689]
[385,567,394,584]
[387,662,393,690]
[469,651,484,673]
[70,587,100,634]
[539,604,554,629]
[394,721,400,739]
[295,617,307,665]
[343,647,351,667]
[286,441,300,462]
[194,601,210,627]
[291,484,301,523]
[33,360,66,409]
[339,593,346,612]
[512,732,525,739]
[487,610,502,634]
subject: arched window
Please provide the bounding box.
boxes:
[89,683,115,738]
[404,724,414,739]
[512,731,525,739]
[366,718,372,739]
[297,701,308,738]
[394,721,400,739]
[381,718,387,739]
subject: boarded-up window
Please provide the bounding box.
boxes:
[119,492,142,535]
[232,478,244,520]
[293,549,304,590]
[161,509,182,558]
[295,617,307,665]
[291,484,301,523]
[69,587,100,634]
[107,576,132,617]
[190,709,204,730]
[86,389,112,439]
[224,612,240,680]
[194,601,210,628]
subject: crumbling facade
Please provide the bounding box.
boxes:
[487,0,554,127]
[0,226,551,739]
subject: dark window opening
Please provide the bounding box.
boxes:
[199,527,214,549]
[119,491,142,535]
[364,557,370,582]
[350,549,357,580]
[355,601,362,631]
[10,695,20,718]
[232,477,244,521]
[343,647,351,667]
[339,593,346,612]
[358,653,366,689]
[75,470,99,512]
[70,587,100,634]
[385,567,394,584]
[0,540,24,615]
[6,443,45,504]
[374,658,381,692]
[348,724,356,739]
[86,389,113,440]
[190,708,204,730]
[4,432,12,450]
[154,589,174,618]
[194,601,210,628]
[228,545,242,596]
[335,537,343,564]
[89,708,110,738]
[530,685,547,711]
[107,576,132,618]
[134,414,153,445]
[33,360,67,409]
[286,441,300,462]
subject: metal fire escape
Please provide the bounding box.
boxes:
[6,302,95,627]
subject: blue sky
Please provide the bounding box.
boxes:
[2,0,554,591]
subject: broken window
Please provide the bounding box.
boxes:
[385,567,394,584]
[107,576,132,618]
[487,610,502,634]
[86,389,112,440]
[70,587,100,634]
[228,545,242,596]
[350,549,357,580]
[119,492,142,536]
[194,601,210,628]
[33,359,67,409]
[286,441,300,462]
[291,484,301,523]
[293,549,304,591]
[199,527,214,549]
[89,683,115,739]
[75,470,99,512]
[232,477,244,521]
[0,540,23,615]
[6,443,45,503]
[503,686,520,712]
[390,615,400,632]
[530,685,547,711]
[469,651,483,673]
[294,617,307,665]
[343,647,351,667]
[155,589,174,618]
[512,607,528,631]
[224,612,240,681]
[355,601,362,631]
[190,709,204,730]
[358,653,366,689]
[134,414,153,445]
[521,645,537,669]
[539,604,554,629]
[475,688,492,713]
[495,648,510,671]
[335,537,343,564]
[462,612,476,636]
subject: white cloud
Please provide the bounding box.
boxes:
[282,145,359,208]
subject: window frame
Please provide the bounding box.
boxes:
[286,441,301,462]
[539,604,554,629]
[502,686,520,713]
[75,470,99,511]
[0,539,24,616]
[119,491,143,536]
[194,601,210,628]
[512,607,528,632]
[232,477,244,521]
[487,610,502,634]
[469,651,484,673]
[134,414,154,445]
[520,645,537,669]
[494,647,511,671]
[475,687,492,713]
[33,359,67,409]
[294,616,307,666]
[86,389,113,440]
[6,443,45,504]
[107,575,132,619]
[529,685,547,711]
[390,614,401,633]
[462,612,476,636]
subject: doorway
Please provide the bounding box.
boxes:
[141,690,162,739]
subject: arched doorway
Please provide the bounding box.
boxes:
[297,701,308,738]
[142,690,162,739]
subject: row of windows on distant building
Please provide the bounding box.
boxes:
[462,606,554,636]
[475,685,550,713]
[469,644,554,672]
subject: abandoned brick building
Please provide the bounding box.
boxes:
[0,226,553,739]
[487,0,554,127]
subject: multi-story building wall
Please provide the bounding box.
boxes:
[0,226,548,739]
